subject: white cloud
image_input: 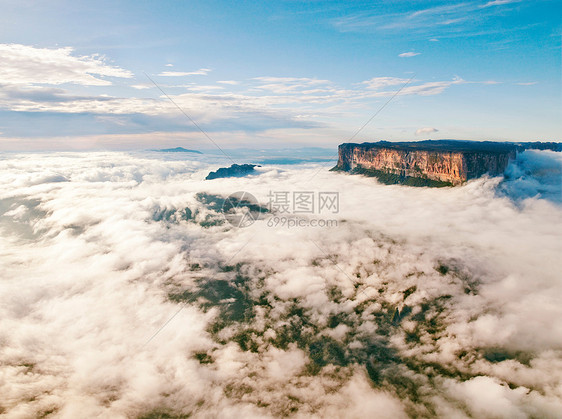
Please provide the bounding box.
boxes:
[0,58,488,140]
[415,127,438,136]
[399,77,464,96]
[186,85,225,92]
[516,81,537,86]
[398,52,420,57]
[0,43,133,86]
[364,77,465,97]
[332,1,524,37]
[253,77,333,94]
[0,151,561,417]
[131,83,153,90]
[362,77,411,90]
[158,68,212,77]
[429,38,439,42]
[0,87,169,115]
[334,3,472,32]
[481,0,521,8]
[165,63,174,67]
[444,376,529,418]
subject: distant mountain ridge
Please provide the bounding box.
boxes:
[153,147,202,154]
[341,140,561,153]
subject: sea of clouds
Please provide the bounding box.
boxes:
[0,150,561,418]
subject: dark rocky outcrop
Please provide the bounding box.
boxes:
[205,164,259,180]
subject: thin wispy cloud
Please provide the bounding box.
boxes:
[185,85,225,91]
[398,52,420,57]
[253,77,333,94]
[158,68,211,77]
[361,77,412,90]
[131,83,153,90]
[481,0,521,8]
[396,79,465,96]
[362,76,466,97]
[331,0,526,37]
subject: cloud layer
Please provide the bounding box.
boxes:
[0,43,507,147]
[0,150,561,417]
[0,43,133,86]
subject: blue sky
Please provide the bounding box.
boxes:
[0,0,560,150]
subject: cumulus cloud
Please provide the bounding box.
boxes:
[415,127,438,136]
[0,150,561,417]
[0,43,133,86]
[398,52,420,57]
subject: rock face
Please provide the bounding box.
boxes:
[205,164,259,180]
[333,140,519,186]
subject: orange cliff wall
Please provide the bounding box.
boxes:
[335,143,516,185]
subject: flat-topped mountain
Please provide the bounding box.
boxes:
[154,147,203,154]
[332,140,560,187]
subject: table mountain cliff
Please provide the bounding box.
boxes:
[332,140,560,187]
